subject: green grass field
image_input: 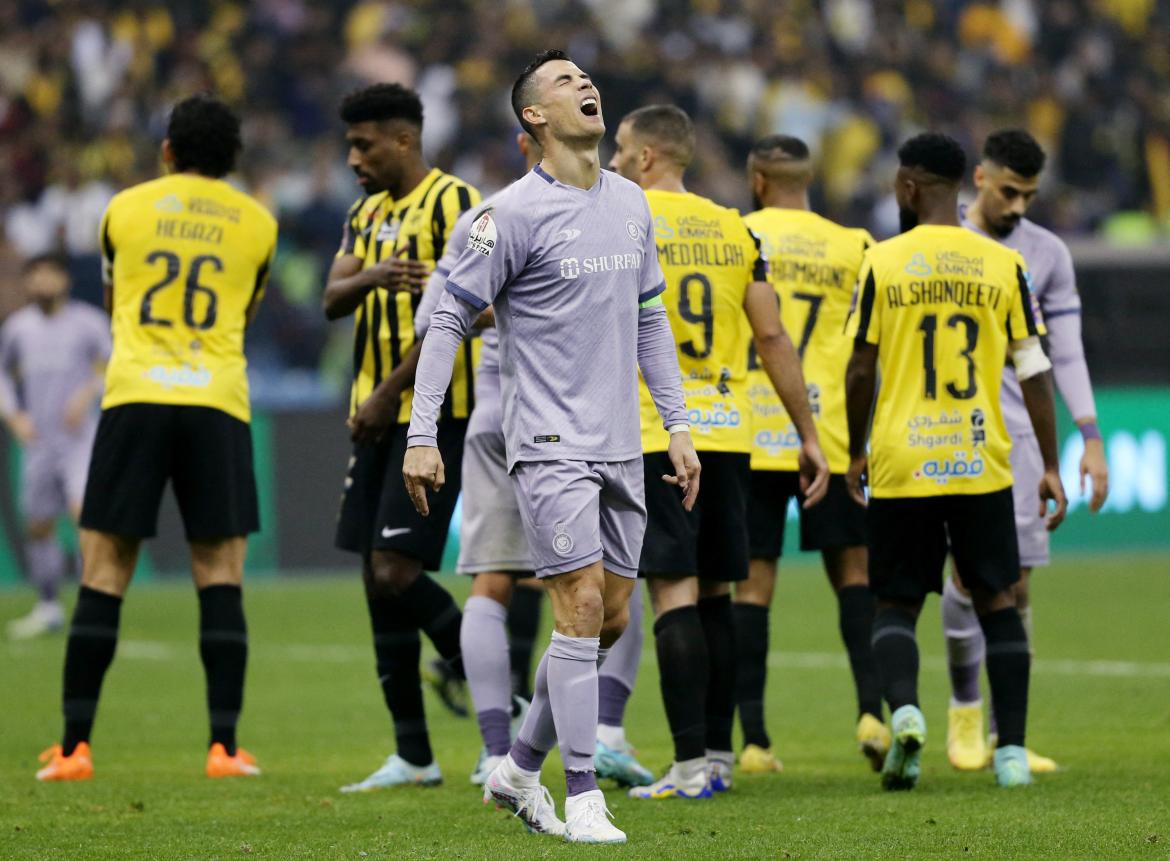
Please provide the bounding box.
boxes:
[3,554,1169,859]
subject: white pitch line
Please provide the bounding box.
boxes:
[109,640,1170,680]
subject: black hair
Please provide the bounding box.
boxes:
[750,134,810,161]
[339,82,424,127]
[166,94,241,178]
[512,49,571,138]
[983,129,1046,178]
[897,132,966,182]
[625,104,695,168]
[22,252,70,275]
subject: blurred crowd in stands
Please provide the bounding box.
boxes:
[1,0,1167,407]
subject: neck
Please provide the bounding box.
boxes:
[538,135,601,190]
[642,167,685,193]
[918,193,962,227]
[966,195,993,234]
[36,297,64,315]
[390,159,431,200]
[760,188,809,210]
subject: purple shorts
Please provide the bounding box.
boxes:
[21,435,93,523]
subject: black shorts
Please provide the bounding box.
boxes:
[335,419,467,569]
[80,403,259,541]
[867,488,1020,603]
[639,450,750,582]
[747,472,866,559]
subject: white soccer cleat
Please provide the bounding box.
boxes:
[628,757,712,800]
[482,757,566,837]
[469,749,505,785]
[7,601,65,641]
[564,789,626,844]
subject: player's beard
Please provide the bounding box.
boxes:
[899,207,919,233]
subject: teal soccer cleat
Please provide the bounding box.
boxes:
[595,739,655,787]
[881,705,926,791]
[340,754,442,793]
[994,744,1033,788]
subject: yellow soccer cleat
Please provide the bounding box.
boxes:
[36,743,94,782]
[206,743,261,778]
[738,743,783,774]
[947,704,987,771]
[857,714,891,772]
[1025,748,1058,774]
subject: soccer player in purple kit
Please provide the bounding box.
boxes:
[404,51,697,843]
[411,131,653,790]
[1,255,110,640]
[942,129,1110,773]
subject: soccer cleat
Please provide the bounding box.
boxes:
[738,743,783,774]
[881,705,926,791]
[35,743,93,781]
[469,749,504,785]
[628,759,712,800]
[947,703,987,771]
[206,744,261,778]
[339,754,442,792]
[8,602,65,640]
[423,658,469,718]
[564,789,626,844]
[708,750,734,792]
[857,714,891,772]
[994,744,1032,787]
[482,758,565,836]
[1025,748,1058,774]
[595,739,654,787]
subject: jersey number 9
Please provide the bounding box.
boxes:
[140,250,221,330]
[678,272,714,359]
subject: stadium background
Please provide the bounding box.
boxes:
[0,0,1166,579]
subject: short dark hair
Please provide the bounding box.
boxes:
[751,135,810,161]
[897,132,966,182]
[166,94,241,178]
[625,104,695,168]
[339,83,424,127]
[983,129,1046,178]
[512,49,571,138]
[22,252,70,276]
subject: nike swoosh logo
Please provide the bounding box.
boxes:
[555,228,582,242]
[381,527,411,538]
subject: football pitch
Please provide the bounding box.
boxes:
[2,554,1168,860]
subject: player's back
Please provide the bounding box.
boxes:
[100,173,277,423]
[742,208,870,472]
[638,190,764,453]
[849,224,1041,498]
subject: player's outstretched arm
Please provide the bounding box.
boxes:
[1014,337,1068,530]
[844,341,878,506]
[637,299,700,510]
[403,289,478,514]
[743,281,829,506]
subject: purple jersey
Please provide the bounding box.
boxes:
[409,165,686,467]
[962,210,1095,437]
[0,300,111,443]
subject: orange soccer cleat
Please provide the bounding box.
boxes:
[36,743,94,781]
[206,743,261,778]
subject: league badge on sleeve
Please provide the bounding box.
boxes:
[468,209,497,256]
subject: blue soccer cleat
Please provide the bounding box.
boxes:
[994,744,1033,788]
[595,739,654,787]
[881,705,926,791]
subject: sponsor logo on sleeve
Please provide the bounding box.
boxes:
[468,210,497,256]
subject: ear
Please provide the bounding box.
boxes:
[638,145,654,173]
[161,138,176,170]
[522,104,544,135]
[973,163,986,190]
[750,170,766,200]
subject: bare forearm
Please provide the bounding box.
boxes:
[323,268,375,320]
[372,341,421,401]
[845,347,877,459]
[1020,370,1060,469]
[755,330,818,444]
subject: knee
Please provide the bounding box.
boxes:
[471,572,514,604]
[364,553,421,598]
[971,588,1016,616]
[1013,575,1031,612]
[600,607,629,649]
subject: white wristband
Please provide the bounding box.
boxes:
[667,423,691,435]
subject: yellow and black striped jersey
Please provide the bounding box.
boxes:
[845,225,1044,498]
[742,208,871,473]
[638,189,767,454]
[339,168,481,422]
[99,173,277,423]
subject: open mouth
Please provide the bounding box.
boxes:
[580,96,599,117]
